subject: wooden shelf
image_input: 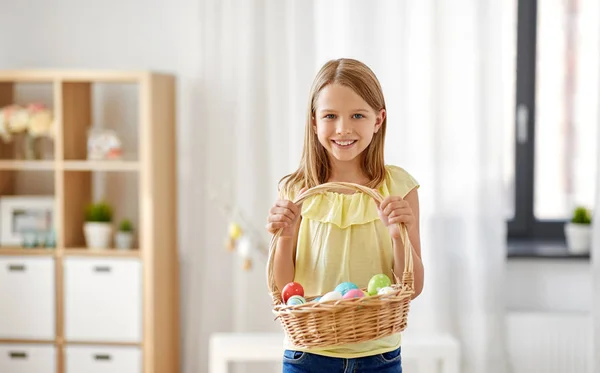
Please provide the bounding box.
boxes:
[0,160,139,171]
[0,247,140,258]
[0,69,161,83]
[62,161,139,172]
[0,160,55,170]
[0,339,57,345]
[0,338,140,347]
[62,340,142,347]
[0,247,56,256]
[0,69,179,373]
[63,248,141,258]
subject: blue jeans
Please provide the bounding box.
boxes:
[282,347,402,373]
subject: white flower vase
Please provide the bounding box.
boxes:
[84,222,113,249]
[115,231,134,250]
[564,222,592,254]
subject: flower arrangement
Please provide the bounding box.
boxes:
[0,103,55,159]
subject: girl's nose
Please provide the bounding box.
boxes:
[336,120,352,134]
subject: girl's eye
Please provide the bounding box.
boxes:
[324,114,336,119]
[353,114,365,119]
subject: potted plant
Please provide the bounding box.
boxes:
[115,219,134,250]
[564,206,592,254]
[83,201,113,249]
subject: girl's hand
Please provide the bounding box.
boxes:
[377,195,415,240]
[266,189,306,237]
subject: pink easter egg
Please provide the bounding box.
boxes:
[343,288,365,299]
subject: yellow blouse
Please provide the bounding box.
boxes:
[283,165,419,359]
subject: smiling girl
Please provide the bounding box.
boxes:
[266,58,425,373]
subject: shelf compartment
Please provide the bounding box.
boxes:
[63,171,138,250]
[62,82,139,162]
[0,81,56,161]
[0,177,56,249]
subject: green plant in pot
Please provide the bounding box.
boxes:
[115,218,134,250]
[83,201,113,249]
[564,206,592,254]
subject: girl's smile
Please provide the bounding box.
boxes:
[331,139,357,148]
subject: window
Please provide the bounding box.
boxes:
[505,0,598,240]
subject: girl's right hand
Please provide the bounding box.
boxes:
[267,188,307,237]
[266,199,302,237]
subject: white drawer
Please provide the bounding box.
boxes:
[0,344,56,373]
[65,345,141,373]
[0,257,55,339]
[64,257,142,343]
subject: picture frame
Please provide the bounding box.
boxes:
[0,196,55,246]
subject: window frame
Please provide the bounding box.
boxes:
[508,0,566,241]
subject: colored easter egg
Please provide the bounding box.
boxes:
[287,295,307,306]
[319,291,343,303]
[334,281,359,296]
[228,222,243,240]
[377,286,395,295]
[343,288,365,299]
[281,282,304,303]
[367,274,392,295]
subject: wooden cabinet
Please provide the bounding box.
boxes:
[0,70,179,373]
[0,344,57,373]
[0,257,55,340]
[64,257,142,343]
[65,346,141,373]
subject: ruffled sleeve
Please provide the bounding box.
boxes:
[378,165,420,198]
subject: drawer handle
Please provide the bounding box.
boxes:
[94,266,112,273]
[9,351,28,359]
[8,264,26,272]
[94,354,112,361]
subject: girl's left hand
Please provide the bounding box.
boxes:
[377,195,415,239]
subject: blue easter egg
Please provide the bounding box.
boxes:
[287,295,306,306]
[334,282,359,296]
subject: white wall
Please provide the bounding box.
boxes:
[1,2,594,373]
[507,260,591,312]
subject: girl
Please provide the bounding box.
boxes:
[266,58,425,373]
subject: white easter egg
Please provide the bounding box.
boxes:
[319,291,343,302]
[236,235,252,258]
[377,286,395,295]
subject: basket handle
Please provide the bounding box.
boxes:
[266,182,415,299]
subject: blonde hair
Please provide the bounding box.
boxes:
[279,58,387,199]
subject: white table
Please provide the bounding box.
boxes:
[209,332,460,373]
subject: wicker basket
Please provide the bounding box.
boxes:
[266,182,414,349]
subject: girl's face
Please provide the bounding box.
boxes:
[313,83,384,165]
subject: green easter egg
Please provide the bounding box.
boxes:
[367,274,392,295]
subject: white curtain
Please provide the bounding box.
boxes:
[184,1,508,373]
[593,85,600,372]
